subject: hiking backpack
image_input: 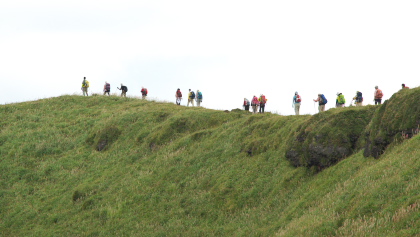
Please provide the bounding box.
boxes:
[320,94,327,104]
[122,86,128,92]
[356,92,363,102]
[198,92,203,99]
[376,89,383,99]
[105,83,111,91]
[296,95,301,103]
[177,90,182,97]
[338,94,346,104]
[251,97,259,106]
[261,95,266,104]
[190,91,195,99]
[141,88,147,95]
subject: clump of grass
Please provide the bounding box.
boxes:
[86,125,122,151]
[72,190,84,202]
[364,87,420,158]
[285,106,376,169]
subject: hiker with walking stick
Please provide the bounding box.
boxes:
[196,90,203,107]
[374,86,383,105]
[335,92,346,107]
[103,82,111,96]
[258,94,267,113]
[251,95,260,114]
[187,89,195,107]
[141,87,148,99]
[293,91,301,115]
[243,98,250,111]
[117,83,128,97]
[175,88,182,105]
[81,77,89,96]
[353,91,363,106]
[313,94,327,113]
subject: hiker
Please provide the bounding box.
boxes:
[196,90,203,107]
[187,89,195,107]
[141,87,148,99]
[243,98,250,111]
[292,91,301,115]
[251,95,260,114]
[402,84,409,89]
[81,77,89,96]
[313,94,327,112]
[353,91,363,106]
[175,88,182,105]
[374,86,383,105]
[258,94,267,113]
[103,81,111,96]
[335,92,346,107]
[117,83,128,97]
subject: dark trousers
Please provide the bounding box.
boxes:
[374,99,382,105]
[259,104,265,113]
[244,105,250,111]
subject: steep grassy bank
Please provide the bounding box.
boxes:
[0,92,419,236]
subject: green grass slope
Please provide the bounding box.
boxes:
[0,93,419,236]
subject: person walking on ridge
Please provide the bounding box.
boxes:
[293,91,301,115]
[402,84,409,89]
[103,81,111,96]
[258,94,267,113]
[141,87,148,99]
[251,95,260,114]
[335,92,346,107]
[187,89,195,107]
[196,90,203,107]
[374,86,383,105]
[243,98,250,111]
[313,94,327,113]
[175,88,182,105]
[81,77,89,96]
[353,91,363,106]
[117,83,128,97]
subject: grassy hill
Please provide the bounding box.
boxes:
[1,90,419,236]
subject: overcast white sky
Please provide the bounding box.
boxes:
[1,0,419,115]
